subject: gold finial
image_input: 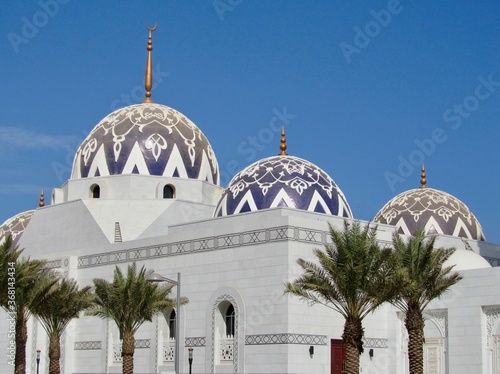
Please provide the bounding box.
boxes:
[142,24,157,103]
[420,164,427,188]
[39,190,45,207]
[278,127,288,156]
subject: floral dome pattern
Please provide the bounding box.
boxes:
[0,210,35,246]
[214,155,352,217]
[71,103,219,185]
[374,188,485,241]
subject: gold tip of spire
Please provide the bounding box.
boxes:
[142,24,157,104]
[420,164,427,188]
[278,127,288,156]
[39,190,45,207]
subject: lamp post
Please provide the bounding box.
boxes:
[148,272,181,374]
[188,347,193,374]
[36,349,40,374]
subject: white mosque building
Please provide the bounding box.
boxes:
[1,28,500,374]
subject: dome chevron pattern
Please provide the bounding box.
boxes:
[374,188,485,241]
[71,104,219,184]
[214,156,352,217]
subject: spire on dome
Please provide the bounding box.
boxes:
[278,127,288,156]
[39,190,45,207]
[142,24,157,104]
[420,164,427,188]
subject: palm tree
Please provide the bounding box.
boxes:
[390,230,462,374]
[30,277,94,374]
[0,235,56,374]
[88,263,185,374]
[285,221,397,374]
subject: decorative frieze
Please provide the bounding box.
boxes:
[45,259,62,269]
[363,337,388,348]
[245,333,327,345]
[77,225,391,269]
[74,341,102,350]
[135,339,151,348]
[185,337,206,347]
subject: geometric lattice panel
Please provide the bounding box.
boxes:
[245,333,327,345]
[74,341,102,350]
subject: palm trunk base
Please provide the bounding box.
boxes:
[406,308,425,374]
[14,314,27,374]
[122,334,135,374]
[342,318,364,374]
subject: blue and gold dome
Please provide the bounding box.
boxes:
[374,166,485,241]
[214,130,352,217]
[71,103,219,185]
[71,26,219,185]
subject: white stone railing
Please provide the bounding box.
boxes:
[163,337,176,362]
[113,340,122,363]
[220,335,234,361]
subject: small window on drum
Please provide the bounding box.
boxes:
[91,184,100,199]
[163,185,175,199]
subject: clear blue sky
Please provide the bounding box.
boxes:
[1,1,499,242]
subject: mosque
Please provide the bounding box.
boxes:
[1,28,500,374]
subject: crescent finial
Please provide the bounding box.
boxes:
[146,23,158,33]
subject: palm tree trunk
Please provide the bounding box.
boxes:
[342,317,363,374]
[14,311,27,374]
[405,306,425,374]
[48,331,61,374]
[122,332,135,374]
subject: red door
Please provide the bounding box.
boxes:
[331,339,346,374]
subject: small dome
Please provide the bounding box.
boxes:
[0,210,35,246]
[374,187,485,241]
[214,155,352,217]
[72,103,219,185]
[443,250,491,271]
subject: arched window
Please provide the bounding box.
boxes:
[225,304,235,337]
[168,309,176,339]
[91,184,100,198]
[163,185,174,199]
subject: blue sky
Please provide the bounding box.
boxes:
[1,1,499,242]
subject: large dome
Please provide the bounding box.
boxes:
[71,103,219,185]
[0,210,35,246]
[374,187,485,241]
[214,155,352,217]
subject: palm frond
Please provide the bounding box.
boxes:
[87,263,183,337]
